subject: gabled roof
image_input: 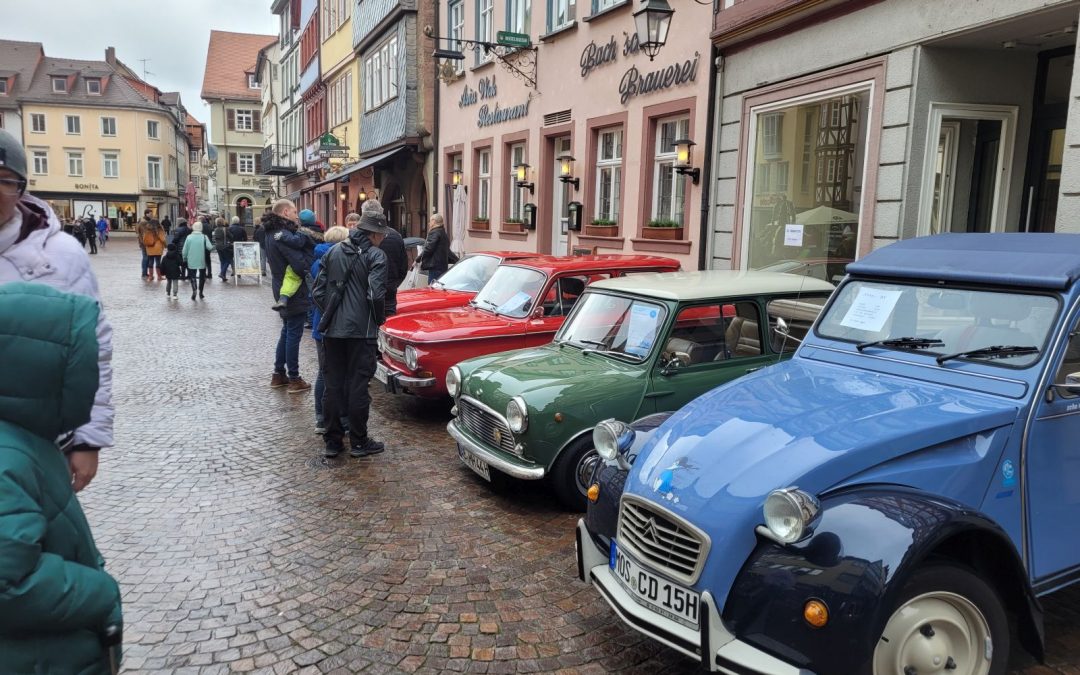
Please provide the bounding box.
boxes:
[201,30,276,101]
[18,55,163,111]
[0,40,44,109]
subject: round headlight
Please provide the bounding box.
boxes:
[506,397,528,433]
[446,366,462,398]
[404,345,419,371]
[763,488,820,544]
[593,419,632,461]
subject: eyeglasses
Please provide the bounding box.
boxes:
[0,177,27,197]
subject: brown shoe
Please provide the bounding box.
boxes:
[270,372,288,388]
[287,377,312,394]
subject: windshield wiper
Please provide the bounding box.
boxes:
[936,345,1039,365]
[575,339,608,348]
[856,337,944,352]
[581,347,643,361]
[473,298,499,312]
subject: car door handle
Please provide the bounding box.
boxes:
[745,367,762,374]
[644,391,673,399]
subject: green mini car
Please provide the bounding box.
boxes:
[446,270,835,509]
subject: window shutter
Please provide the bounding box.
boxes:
[253,110,262,133]
[229,152,237,174]
[227,109,235,131]
[254,153,262,174]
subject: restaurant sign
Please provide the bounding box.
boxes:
[619,52,700,105]
[477,99,531,128]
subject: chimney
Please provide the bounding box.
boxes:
[105,47,115,65]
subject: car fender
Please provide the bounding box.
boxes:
[721,486,1043,672]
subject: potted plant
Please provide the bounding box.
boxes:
[502,217,525,233]
[642,219,684,241]
[471,216,490,231]
[585,218,619,237]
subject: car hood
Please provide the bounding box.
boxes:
[381,305,518,342]
[395,287,473,314]
[623,359,1018,604]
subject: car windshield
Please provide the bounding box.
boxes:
[432,254,500,292]
[471,266,546,317]
[556,292,667,361]
[816,280,1059,368]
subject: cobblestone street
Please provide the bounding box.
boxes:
[82,238,1080,674]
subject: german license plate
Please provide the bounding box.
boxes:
[457,443,491,481]
[374,363,389,385]
[611,541,699,628]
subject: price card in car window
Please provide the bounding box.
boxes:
[496,291,531,315]
[626,304,661,357]
[840,287,902,332]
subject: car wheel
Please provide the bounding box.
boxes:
[551,437,601,512]
[872,564,1008,675]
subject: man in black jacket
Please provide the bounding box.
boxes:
[171,218,192,278]
[264,199,313,393]
[312,211,389,459]
[416,213,451,282]
[362,201,408,315]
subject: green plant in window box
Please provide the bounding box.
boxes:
[471,216,490,231]
[502,217,525,233]
[643,219,684,240]
[586,217,619,237]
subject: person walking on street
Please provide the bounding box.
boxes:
[96,214,109,249]
[254,216,268,276]
[170,218,192,279]
[264,199,313,393]
[416,213,451,283]
[160,243,184,299]
[212,217,234,280]
[0,283,124,675]
[0,128,114,492]
[161,215,172,237]
[228,215,248,244]
[312,211,390,458]
[365,202,407,315]
[83,217,97,255]
[200,215,214,280]
[143,219,166,281]
[182,221,213,300]
[135,210,155,279]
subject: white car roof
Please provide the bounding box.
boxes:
[587,270,835,302]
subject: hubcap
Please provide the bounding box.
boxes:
[575,448,600,496]
[874,592,992,675]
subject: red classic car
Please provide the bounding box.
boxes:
[376,255,681,398]
[394,251,539,316]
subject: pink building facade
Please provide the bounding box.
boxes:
[437,0,714,268]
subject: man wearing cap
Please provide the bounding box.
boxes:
[0,128,113,491]
[312,210,390,459]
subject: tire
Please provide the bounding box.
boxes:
[550,436,601,512]
[871,564,1009,675]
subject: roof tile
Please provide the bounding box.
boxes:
[201,30,276,102]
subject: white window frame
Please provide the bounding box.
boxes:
[478,148,491,219]
[65,115,81,135]
[761,113,783,159]
[51,77,66,93]
[507,0,530,34]
[190,149,200,162]
[364,37,398,111]
[596,0,618,11]
[30,113,45,133]
[652,116,689,224]
[238,153,256,175]
[235,109,253,131]
[594,128,622,222]
[508,143,526,221]
[146,155,163,188]
[86,78,101,95]
[248,73,259,89]
[32,150,48,175]
[449,0,465,73]
[66,151,83,177]
[147,119,160,140]
[0,79,7,95]
[477,0,494,63]
[551,0,575,30]
[102,152,120,179]
[101,116,117,137]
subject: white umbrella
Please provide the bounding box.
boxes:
[451,184,468,256]
[795,205,859,226]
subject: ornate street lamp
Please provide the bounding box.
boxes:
[515,163,535,195]
[634,0,675,61]
[451,167,463,186]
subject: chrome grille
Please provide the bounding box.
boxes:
[618,498,707,583]
[457,397,516,455]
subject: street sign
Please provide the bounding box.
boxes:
[496,31,531,49]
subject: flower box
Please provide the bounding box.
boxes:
[642,225,684,241]
[585,224,619,237]
[471,219,490,231]
[501,221,525,233]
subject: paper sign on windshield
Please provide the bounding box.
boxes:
[496,291,532,315]
[840,287,902,332]
[784,224,804,247]
[626,304,661,357]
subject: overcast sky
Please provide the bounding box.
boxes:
[1,0,278,126]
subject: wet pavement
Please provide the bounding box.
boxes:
[79,237,1079,674]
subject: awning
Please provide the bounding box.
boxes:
[326,146,408,182]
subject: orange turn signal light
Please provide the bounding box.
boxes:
[587,484,600,502]
[803,599,828,628]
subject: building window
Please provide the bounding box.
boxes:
[449,0,465,72]
[364,36,398,111]
[595,128,622,222]
[67,151,83,177]
[248,73,259,89]
[86,78,102,95]
[190,149,200,162]
[745,90,870,270]
[507,143,525,221]
[238,109,255,131]
[652,116,689,225]
[101,116,117,137]
[65,115,81,135]
[596,0,619,10]
[329,72,353,127]
[147,120,160,139]
[238,153,256,175]
[551,0,575,31]
[0,79,7,95]
[30,113,45,133]
[0,112,4,128]
[507,0,530,34]
[102,152,119,178]
[477,148,491,219]
[32,150,48,175]
[477,0,494,63]
[51,77,66,93]
[146,156,163,188]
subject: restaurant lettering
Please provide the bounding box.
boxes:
[477,99,531,128]
[579,33,641,78]
[459,75,498,108]
[618,52,700,105]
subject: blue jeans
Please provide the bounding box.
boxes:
[275,312,306,380]
[141,250,149,277]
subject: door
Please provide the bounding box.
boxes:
[525,276,588,345]
[551,137,572,255]
[644,301,773,414]
[1021,48,1073,233]
[1026,305,1080,580]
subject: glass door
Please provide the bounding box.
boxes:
[551,137,571,255]
[1022,48,1073,233]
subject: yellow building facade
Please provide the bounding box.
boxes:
[318,2,361,227]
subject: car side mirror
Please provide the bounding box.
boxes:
[1048,372,1080,402]
[774,317,802,345]
[660,352,690,376]
[532,305,545,318]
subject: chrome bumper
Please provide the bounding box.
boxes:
[447,419,546,480]
[376,361,435,394]
[575,519,813,675]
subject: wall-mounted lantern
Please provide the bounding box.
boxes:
[567,201,584,231]
[523,203,537,230]
[634,0,674,61]
[515,163,535,195]
[451,167,463,186]
[673,138,700,185]
[558,154,580,191]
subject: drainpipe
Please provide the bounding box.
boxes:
[698,45,720,271]
[432,0,441,214]
[220,98,230,215]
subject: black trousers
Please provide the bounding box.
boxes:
[322,337,378,449]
